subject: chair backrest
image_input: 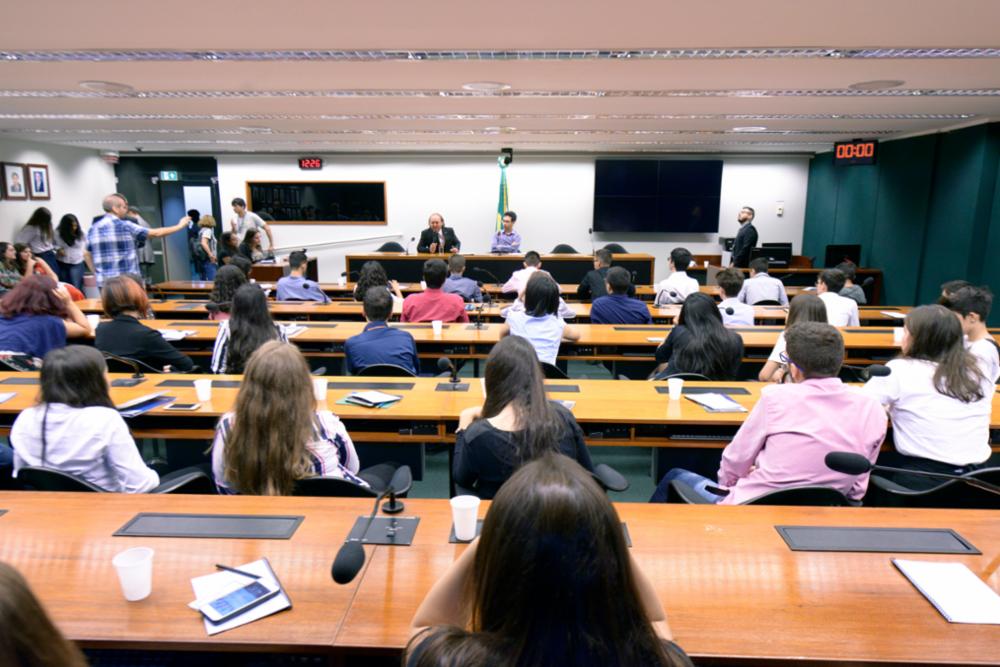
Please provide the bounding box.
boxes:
[293,476,378,498]
[654,371,710,382]
[860,276,876,303]
[867,469,1000,509]
[356,363,417,377]
[602,243,628,254]
[752,299,782,306]
[540,362,568,379]
[744,485,852,506]
[153,470,217,495]
[376,241,405,252]
[18,466,104,492]
[102,352,163,376]
[550,244,578,254]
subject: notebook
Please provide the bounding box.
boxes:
[340,390,403,408]
[684,392,748,413]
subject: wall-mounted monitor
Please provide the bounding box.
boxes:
[246,181,386,224]
[593,159,723,233]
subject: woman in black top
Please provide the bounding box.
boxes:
[452,335,593,498]
[651,292,743,380]
[206,264,247,320]
[217,232,240,266]
[94,275,194,372]
[352,260,403,302]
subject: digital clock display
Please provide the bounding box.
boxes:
[834,140,878,166]
[298,157,323,170]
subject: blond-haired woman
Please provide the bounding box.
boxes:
[197,214,218,280]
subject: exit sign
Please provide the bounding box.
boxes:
[159,170,179,181]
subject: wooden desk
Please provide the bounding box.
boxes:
[247,257,318,282]
[2,493,997,665]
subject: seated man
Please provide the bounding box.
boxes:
[591,267,651,325]
[402,258,469,323]
[490,210,521,253]
[716,268,755,326]
[654,247,699,306]
[577,248,612,302]
[737,257,788,305]
[650,322,888,504]
[941,285,1000,382]
[344,287,419,375]
[501,250,542,294]
[837,262,866,305]
[275,251,329,303]
[417,212,460,254]
[815,269,860,326]
[441,254,483,303]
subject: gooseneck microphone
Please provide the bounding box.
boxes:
[469,266,501,286]
[842,364,891,381]
[438,356,461,386]
[340,270,359,279]
[824,452,1000,496]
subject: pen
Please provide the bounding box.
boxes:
[214,563,261,579]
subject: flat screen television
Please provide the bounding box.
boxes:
[246,181,386,224]
[593,160,723,233]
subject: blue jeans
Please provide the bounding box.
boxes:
[650,468,725,503]
[201,261,217,281]
[57,260,86,290]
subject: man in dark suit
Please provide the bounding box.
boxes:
[730,205,758,268]
[417,212,461,253]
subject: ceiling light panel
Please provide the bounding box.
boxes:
[0,112,977,121]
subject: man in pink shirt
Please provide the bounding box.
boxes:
[650,322,887,504]
[401,258,470,323]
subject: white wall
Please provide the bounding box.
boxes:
[217,154,811,283]
[0,137,116,239]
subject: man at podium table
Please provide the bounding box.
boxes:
[417,213,461,254]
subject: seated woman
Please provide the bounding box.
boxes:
[11,346,159,493]
[217,231,240,266]
[863,304,993,490]
[211,341,376,494]
[210,284,288,374]
[238,229,265,263]
[409,453,693,667]
[453,335,594,498]
[498,271,580,366]
[14,243,83,300]
[206,264,248,321]
[757,293,828,382]
[651,292,743,380]
[0,275,89,362]
[353,260,404,302]
[0,561,88,667]
[0,243,21,291]
[94,275,194,372]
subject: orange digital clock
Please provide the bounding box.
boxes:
[298,157,323,170]
[834,140,878,165]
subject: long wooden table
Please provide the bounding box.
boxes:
[1,492,996,665]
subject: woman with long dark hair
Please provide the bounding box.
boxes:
[499,271,580,366]
[0,243,21,290]
[651,292,743,380]
[0,275,89,361]
[10,346,159,492]
[352,260,403,302]
[15,207,58,271]
[409,453,692,667]
[758,293,828,382]
[209,284,287,373]
[453,335,593,498]
[206,264,248,320]
[238,229,264,262]
[217,231,240,266]
[14,243,58,282]
[54,214,87,289]
[863,304,993,489]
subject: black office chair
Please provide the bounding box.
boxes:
[356,364,417,377]
[668,480,854,506]
[602,243,628,254]
[550,244,579,254]
[864,469,1000,509]
[752,299,783,306]
[102,352,195,376]
[860,276,876,304]
[293,465,412,498]
[17,466,215,494]
[540,362,568,379]
[652,371,711,382]
[376,241,405,252]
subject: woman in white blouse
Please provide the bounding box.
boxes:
[11,346,159,492]
[863,304,992,489]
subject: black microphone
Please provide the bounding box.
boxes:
[469,266,501,286]
[381,465,412,514]
[824,452,1000,496]
[438,356,460,385]
[340,270,359,278]
[724,307,734,315]
[843,363,891,381]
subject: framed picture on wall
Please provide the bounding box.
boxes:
[1,163,28,200]
[27,164,50,200]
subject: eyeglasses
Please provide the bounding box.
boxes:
[779,351,805,375]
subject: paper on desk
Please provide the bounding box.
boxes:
[0,392,16,404]
[880,311,907,319]
[189,558,290,635]
[159,329,195,341]
[893,559,1000,624]
[684,392,748,413]
[282,324,307,339]
[647,336,665,343]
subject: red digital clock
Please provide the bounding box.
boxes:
[833,140,878,165]
[298,157,323,170]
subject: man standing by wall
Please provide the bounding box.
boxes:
[730,206,758,268]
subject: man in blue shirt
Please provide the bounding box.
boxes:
[344,286,420,375]
[490,210,522,253]
[590,267,652,324]
[441,254,482,303]
[276,251,329,302]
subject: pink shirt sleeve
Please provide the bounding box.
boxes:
[717,392,770,487]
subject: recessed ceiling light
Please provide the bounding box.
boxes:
[732,126,768,132]
[461,81,511,92]
[848,80,905,90]
[79,80,134,93]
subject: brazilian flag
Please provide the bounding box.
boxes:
[496,156,509,233]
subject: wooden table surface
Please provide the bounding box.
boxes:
[1,492,997,664]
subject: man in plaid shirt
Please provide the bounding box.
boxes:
[88,193,189,286]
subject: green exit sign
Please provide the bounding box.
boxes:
[159,170,179,181]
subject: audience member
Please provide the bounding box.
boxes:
[836,262,866,304]
[591,266,651,324]
[577,248,613,302]
[0,275,88,361]
[490,210,521,253]
[716,268,754,326]
[230,197,274,252]
[344,287,419,375]
[217,231,240,266]
[500,272,579,365]
[651,323,887,504]
[88,193,187,286]
[417,212,461,253]
[195,214,218,280]
[501,250,542,294]
[758,294,828,382]
[654,247,699,306]
[737,257,788,305]
[210,284,288,374]
[940,279,971,300]
[402,259,469,323]
[15,207,58,271]
[0,243,21,290]
[54,214,87,289]
[815,269,860,326]
[441,254,483,303]
[652,292,743,380]
[238,229,264,262]
[15,243,58,282]
[863,305,993,489]
[353,260,403,302]
[277,251,330,303]
[229,254,253,280]
[941,285,1000,381]
[11,346,159,492]
[95,275,194,372]
[206,264,248,320]
[410,453,691,667]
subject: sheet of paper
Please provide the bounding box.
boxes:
[350,390,402,405]
[893,559,1000,624]
[647,336,665,343]
[0,392,16,404]
[190,558,290,635]
[684,392,748,413]
[880,311,907,319]
[159,329,195,341]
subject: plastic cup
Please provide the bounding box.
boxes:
[313,377,328,402]
[703,260,710,268]
[87,314,101,332]
[112,547,154,602]
[431,320,443,336]
[450,495,480,541]
[420,280,427,290]
[194,379,212,402]
[337,274,346,286]
[893,327,904,343]
[667,377,684,401]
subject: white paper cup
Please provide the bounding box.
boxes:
[703,260,710,268]
[667,377,684,401]
[313,377,328,402]
[87,314,101,332]
[112,547,154,602]
[893,327,904,343]
[193,379,212,402]
[420,280,427,290]
[450,495,480,541]
[431,320,443,336]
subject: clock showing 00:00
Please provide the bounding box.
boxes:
[833,140,878,165]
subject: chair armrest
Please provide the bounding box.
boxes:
[592,463,629,493]
[668,480,713,504]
